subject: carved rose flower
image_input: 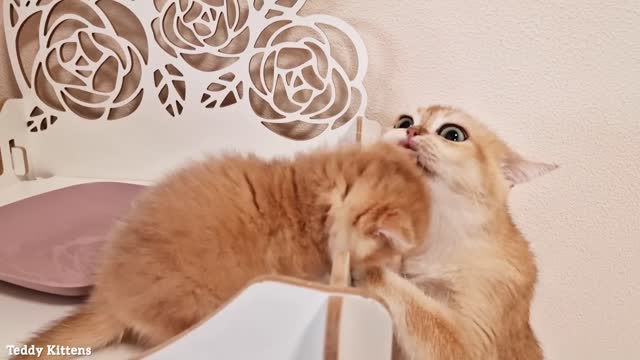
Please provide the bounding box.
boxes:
[21,0,148,120]
[248,19,365,140]
[153,0,250,72]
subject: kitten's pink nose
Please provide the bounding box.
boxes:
[406,126,424,138]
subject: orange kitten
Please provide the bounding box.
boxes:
[357,106,557,360]
[15,142,431,360]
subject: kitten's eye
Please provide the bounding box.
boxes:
[437,124,468,142]
[394,115,414,129]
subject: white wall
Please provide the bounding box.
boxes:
[2,1,639,358]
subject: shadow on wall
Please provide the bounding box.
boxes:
[302,0,433,127]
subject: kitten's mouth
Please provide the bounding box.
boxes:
[398,139,436,176]
[399,138,416,151]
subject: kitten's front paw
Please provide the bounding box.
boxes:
[352,253,401,285]
[386,254,403,274]
[352,266,386,288]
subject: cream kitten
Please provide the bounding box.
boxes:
[15,142,431,360]
[356,105,557,360]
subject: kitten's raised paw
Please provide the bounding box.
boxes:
[351,266,385,287]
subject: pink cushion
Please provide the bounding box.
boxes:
[0,182,145,296]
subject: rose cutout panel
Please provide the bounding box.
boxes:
[4,0,368,140]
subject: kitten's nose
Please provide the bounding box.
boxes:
[406,126,424,138]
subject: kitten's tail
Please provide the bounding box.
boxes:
[11,305,125,360]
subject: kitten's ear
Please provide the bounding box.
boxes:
[376,210,416,253]
[502,155,559,187]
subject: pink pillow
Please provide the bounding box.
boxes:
[0,182,145,296]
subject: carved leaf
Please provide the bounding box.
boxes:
[201,72,243,110]
[154,64,186,117]
[26,106,58,133]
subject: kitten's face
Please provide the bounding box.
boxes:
[383,105,558,199]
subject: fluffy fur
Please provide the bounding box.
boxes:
[356,105,558,360]
[15,142,431,360]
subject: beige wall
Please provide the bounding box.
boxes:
[2,1,639,358]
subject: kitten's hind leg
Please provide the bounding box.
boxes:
[122,275,224,349]
[355,268,470,360]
